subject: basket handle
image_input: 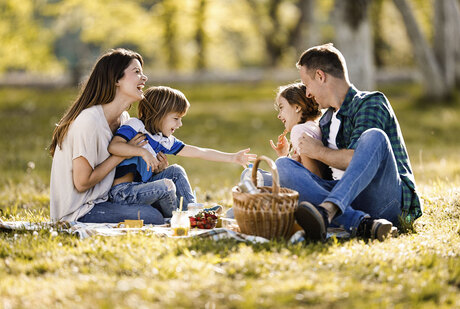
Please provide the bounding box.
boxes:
[252,155,280,195]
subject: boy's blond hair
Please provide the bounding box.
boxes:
[139,86,190,134]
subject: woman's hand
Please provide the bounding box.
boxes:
[270,131,289,157]
[108,133,148,159]
[234,148,257,168]
[127,133,148,148]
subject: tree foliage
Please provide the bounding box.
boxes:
[0,0,61,73]
[0,0,459,95]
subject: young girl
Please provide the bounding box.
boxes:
[107,86,256,217]
[270,82,328,178]
[49,48,165,224]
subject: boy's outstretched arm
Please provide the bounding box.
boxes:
[177,145,256,168]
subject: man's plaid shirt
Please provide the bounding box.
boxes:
[319,85,422,221]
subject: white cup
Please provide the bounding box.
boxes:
[187,203,204,216]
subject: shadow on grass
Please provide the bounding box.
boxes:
[174,236,347,258]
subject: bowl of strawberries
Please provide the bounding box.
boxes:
[189,210,218,229]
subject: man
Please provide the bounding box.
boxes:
[276,43,421,242]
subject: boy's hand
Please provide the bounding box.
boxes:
[153,152,169,174]
[270,130,289,157]
[140,149,160,172]
[234,148,257,168]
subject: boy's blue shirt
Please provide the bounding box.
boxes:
[114,118,185,182]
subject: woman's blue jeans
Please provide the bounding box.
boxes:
[275,128,403,235]
[77,201,165,224]
[79,164,195,223]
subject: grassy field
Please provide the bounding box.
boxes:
[0,82,459,308]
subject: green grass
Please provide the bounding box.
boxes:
[0,82,459,308]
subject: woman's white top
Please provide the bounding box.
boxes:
[50,105,129,222]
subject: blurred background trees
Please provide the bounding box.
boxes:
[0,0,459,99]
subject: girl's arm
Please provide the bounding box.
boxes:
[72,134,149,192]
[108,134,160,172]
[177,145,256,167]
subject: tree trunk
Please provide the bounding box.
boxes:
[392,0,447,98]
[434,0,456,90]
[451,0,460,86]
[163,0,179,70]
[292,0,317,52]
[262,0,284,66]
[371,0,388,68]
[333,0,375,91]
[195,0,207,70]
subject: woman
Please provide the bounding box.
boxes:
[49,48,165,224]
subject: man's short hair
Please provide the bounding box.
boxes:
[296,43,347,79]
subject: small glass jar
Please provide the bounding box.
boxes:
[171,211,191,236]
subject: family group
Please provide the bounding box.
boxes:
[49,43,421,242]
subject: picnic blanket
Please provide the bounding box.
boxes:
[0,219,350,243]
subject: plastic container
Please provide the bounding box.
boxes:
[240,163,264,187]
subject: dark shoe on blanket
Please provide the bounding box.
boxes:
[294,201,329,242]
[357,217,393,241]
[204,205,223,214]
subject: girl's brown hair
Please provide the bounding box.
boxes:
[139,86,190,134]
[49,48,143,156]
[276,83,321,123]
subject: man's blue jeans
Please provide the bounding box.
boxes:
[276,128,403,235]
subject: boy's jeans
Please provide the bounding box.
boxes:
[276,128,403,235]
[108,164,195,218]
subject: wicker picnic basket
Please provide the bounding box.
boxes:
[232,156,299,239]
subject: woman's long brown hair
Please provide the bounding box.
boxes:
[49,48,143,156]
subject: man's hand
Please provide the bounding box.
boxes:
[298,133,354,170]
[153,152,169,174]
[291,151,301,162]
[297,133,325,159]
